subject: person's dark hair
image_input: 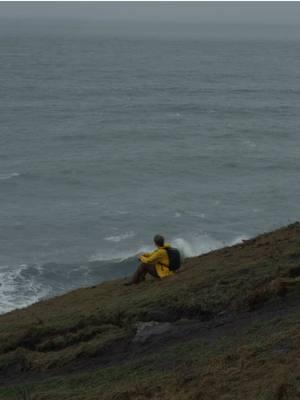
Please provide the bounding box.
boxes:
[153,234,164,247]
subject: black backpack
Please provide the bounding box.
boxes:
[165,247,181,271]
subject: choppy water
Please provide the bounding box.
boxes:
[1,19,300,313]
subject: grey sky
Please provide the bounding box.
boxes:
[0,2,300,25]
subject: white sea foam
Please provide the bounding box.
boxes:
[89,251,134,262]
[228,235,249,246]
[89,244,153,263]
[104,231,135,243]
[172,234,250,259]
[172,235,224,259]
[0,264,48,314]
[90,233,247,264]
[0,172,20,181]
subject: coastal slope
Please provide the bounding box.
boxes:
[1,223,300,399]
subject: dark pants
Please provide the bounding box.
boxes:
[129,263,160,284]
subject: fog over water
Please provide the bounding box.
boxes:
[1,2,300,25]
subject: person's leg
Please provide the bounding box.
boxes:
[144,264,160,279]
[126,263,159,285]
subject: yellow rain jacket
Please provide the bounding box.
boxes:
[139,244,174,278]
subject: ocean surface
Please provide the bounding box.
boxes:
[0,19,300,314]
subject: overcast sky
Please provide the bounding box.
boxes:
[0,2,300,25]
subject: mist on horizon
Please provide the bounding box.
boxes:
[0,2,300,26]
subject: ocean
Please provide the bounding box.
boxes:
[1,19,300,313]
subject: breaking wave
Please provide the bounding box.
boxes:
[104,231,136,243]
[0,233,248,315]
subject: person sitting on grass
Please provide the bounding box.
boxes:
[125,234,174,285]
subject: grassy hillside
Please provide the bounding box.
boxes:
[1,223,300,399]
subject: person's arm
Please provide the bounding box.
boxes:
[139,249,161,264]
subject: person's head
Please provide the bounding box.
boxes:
[153,234,164,247]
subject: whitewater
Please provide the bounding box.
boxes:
[0,234,247,314]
